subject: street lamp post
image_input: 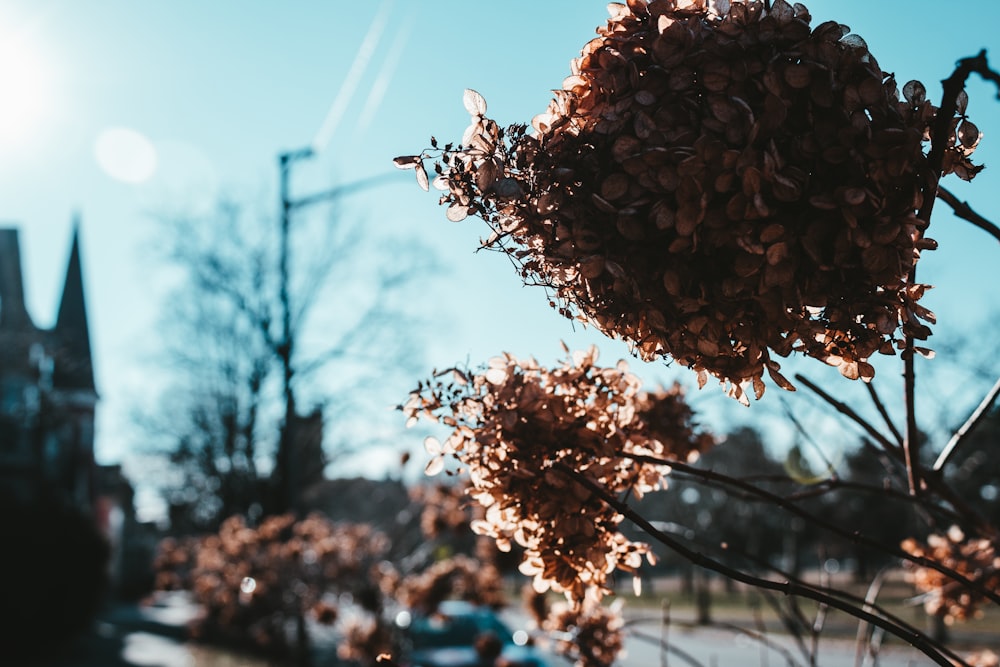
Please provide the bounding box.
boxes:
[273,148,394,515]
[275,149,395,667]
[275,147,313,515]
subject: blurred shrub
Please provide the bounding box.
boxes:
[155,513,390,657]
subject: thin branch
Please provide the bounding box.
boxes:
[780,477,965,527]
[925,50,1000,199]
[933,375,1000,472]
[622,627,709,667]
[627,623,803,667]
[629,453,1000,605]
[811,568,829,667]
[794,374,902,460]
[794,378,994,535]
[904,50,1000,496]
[865,382,904,449]
[854,568,890,667]
[937,186,1000,245]
[554,464,968,667]
[658,599,669,667]
[903,352,920,496]
[779,396,838,476]
[760,589,812,663]
[640,508,831,664]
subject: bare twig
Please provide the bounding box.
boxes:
[937,186,1000,245]
[624,628,708,667]
[812,563,830,666]
[865,382,904,449]
[782,477,965,527]
[660,599,669,667]
[779,396,839,476]
[628,454,1000,605]
[924,50,1000,215]
[555,463,969,667]
[760,589,812,663]
[854,568,890,667]
[903,353,920,496]
[933,376,1000,472]
[626,621,804,667]
[906,50,1000,496]
[794,374,902,460]
[794,378,993,535]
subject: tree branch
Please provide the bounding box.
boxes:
[793,374,902,460]
[781,477,965,526]
[626,453,1000,606]
[865,382,904,449]
[778,397,839,476]
[795,377,994,535]
[622,627,711,667]
[933,375,1000,472]
[905,50,1000,496]
[936,185,1000,244]
[903,351,920,496]
[554,463,968,667]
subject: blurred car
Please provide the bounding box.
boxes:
[395,600,550,667]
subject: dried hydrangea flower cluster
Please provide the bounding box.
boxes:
[961,650,1000,667]
[154,514,390,654]
[334,553,508,664]
[523,585,626,667]
[901,526,1000,624]
[337,616,393,665]
[549,600,627,667]
[153,535,200,592]
[402,346,713,604]
[410,482,474,538]
[397,0,981,400]
[396,554,506,613]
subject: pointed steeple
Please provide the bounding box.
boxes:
[0,228,33,329]
[52,217,95,391]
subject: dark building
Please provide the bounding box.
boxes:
[0,224,98,508]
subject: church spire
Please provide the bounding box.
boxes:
[53,216,95,391]
[0,227,33,329]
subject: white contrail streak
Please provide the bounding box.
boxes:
[311,0,392,154]
[355,10,413,137]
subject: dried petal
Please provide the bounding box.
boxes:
[424,455,445,476]
[902,80,926,106]
[463,88,488,116]
[392,155,421,169]
[414,163,429,192]
[958,120,980,148]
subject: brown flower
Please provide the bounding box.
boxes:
[153,513,392,656]
[397,554,506,613]
[545,599,626,667]
[403,347,711,605]
[902,526,1000,624]
[398,0,981,400]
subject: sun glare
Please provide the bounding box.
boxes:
[0,34,52,147]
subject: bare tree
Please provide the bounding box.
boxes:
[140,189,437,530]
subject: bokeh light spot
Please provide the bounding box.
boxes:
[94,126,158,183]
[240,576,257,595]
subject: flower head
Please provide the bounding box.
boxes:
[403,347,711,605]
[902,527,1000,624]
[398,0,981,400]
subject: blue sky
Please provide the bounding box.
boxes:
[2,1,999,514]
